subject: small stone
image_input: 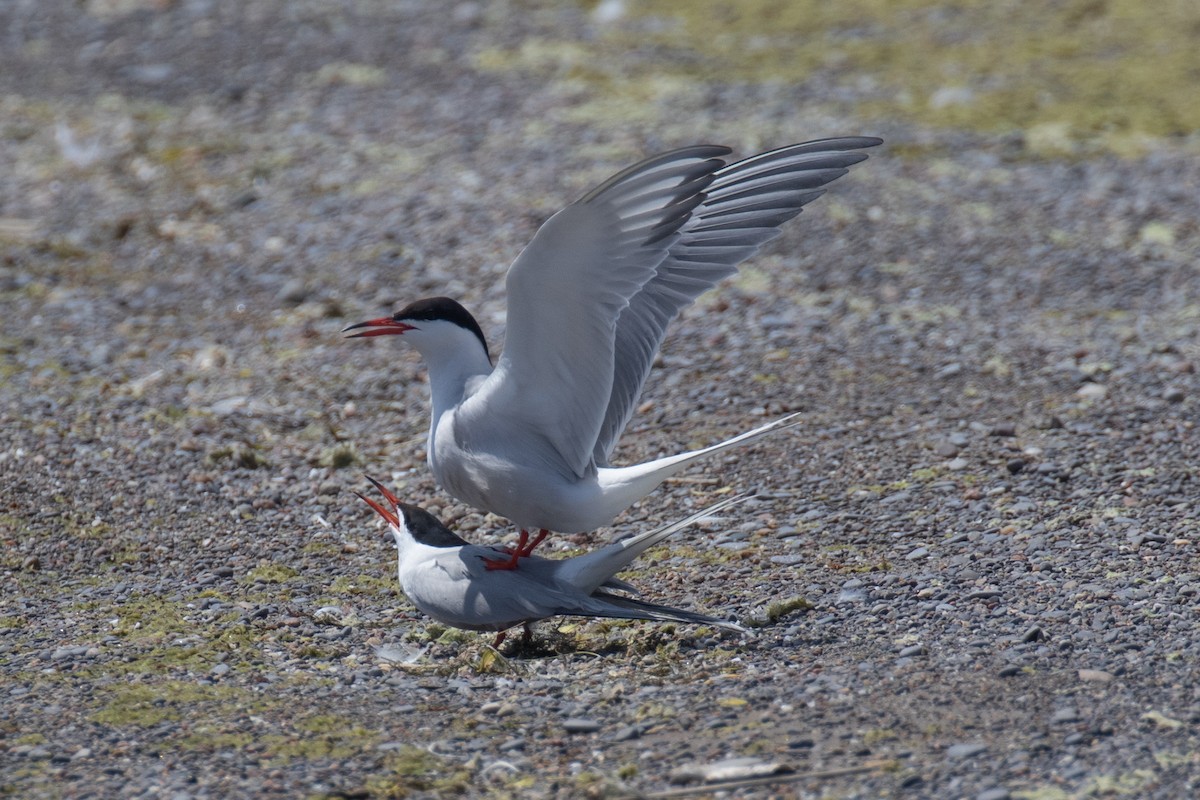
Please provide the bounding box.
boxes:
[670,757,792,784]
[1052,707,1080,724]
[1064,732,1084,745]
[21,555,40,571]
[1163,386,1185,403]
[933,440,960,457]
[977,789,1011,800]
[947,457,968,471]
[1005,459,1026,474]
[1022,625,1045,643]
[609,724,642,742]
[989,423,1016,437]
[277,278,309,305]
[905,546,929,560]
[898,644,927,658]
[1078,669,1113,683]
[1141,710,1183,730]
[1077,383,1107,399]
[211,663,230,676]
[946,743,987,760]
[312,606,344,625]
[562,718,602,734]
[936,363,962,379]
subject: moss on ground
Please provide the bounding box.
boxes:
[476,0,1199,154]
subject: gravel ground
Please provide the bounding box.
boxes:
[3,2,1199,798]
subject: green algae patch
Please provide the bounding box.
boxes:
[630,0,1200,148]
[243,561,300,584]
[482,1,1200,154]
[747,595,814,628]
[91,681,246,727]
[361,746,473,798]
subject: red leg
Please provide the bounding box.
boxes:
[515,529,549,557]
[491,630,507,648]
[482,528,552,570]
[483,529,530,571]
[520,623,533,647]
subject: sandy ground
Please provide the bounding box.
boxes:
[2,2,1199,798]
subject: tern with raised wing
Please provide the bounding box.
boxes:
[355,477,748,646]
[345,137,881,565]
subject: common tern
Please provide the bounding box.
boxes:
[354,477,749,647]
[345,137,880,564]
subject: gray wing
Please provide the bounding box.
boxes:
[475,146,732,480]
[592,137,883,464]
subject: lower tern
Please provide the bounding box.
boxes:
[345,137,881,564]
[355,477,749,647]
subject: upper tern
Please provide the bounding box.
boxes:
[345,137,881,563]
[355,477,749,646]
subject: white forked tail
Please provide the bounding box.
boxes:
[558,493,753,595]
[596,412,801,517]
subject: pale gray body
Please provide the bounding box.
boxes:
[387,496,748,634]
[349,138,881,532]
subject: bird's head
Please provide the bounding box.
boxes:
[342,296,490,363]
[354,477,471,550]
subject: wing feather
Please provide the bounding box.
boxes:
[593,137,882,463]
[470,146,732,479]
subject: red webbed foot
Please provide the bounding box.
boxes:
[482,529,550,570]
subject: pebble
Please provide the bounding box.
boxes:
[977,789,1011,800]
[898,644,927,658]
[934,440,960,457]
[1078,669,1113,683]
[312,606,344,625]
[277,278,309,305]
[946,743,987,760]
[1163,386,1185,402]
[562,718,602,734]
[905,546,929,560]
[609,724,643,742]
[1051,708,1080,724]
[936,363,962,378]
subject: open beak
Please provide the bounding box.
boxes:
[354,475,401,528]
[342,317,414,338]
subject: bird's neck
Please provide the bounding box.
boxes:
[421,342,493,421]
